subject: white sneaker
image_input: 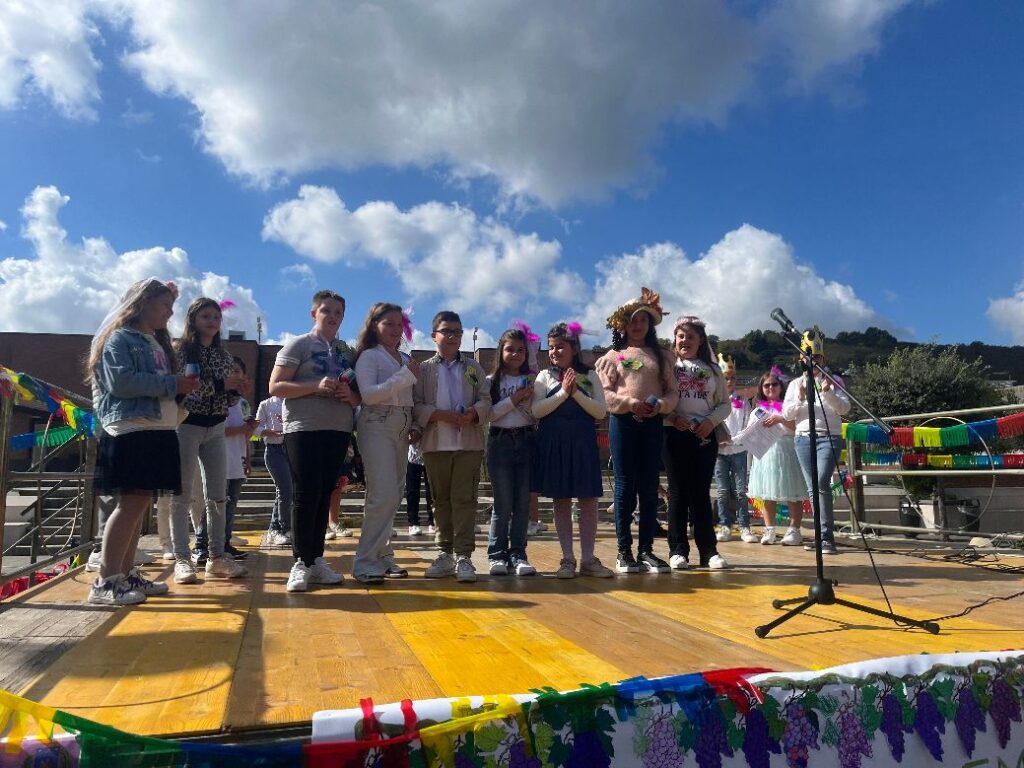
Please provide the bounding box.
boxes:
[488,559,508,575]
[706,554,729,570]
[85,550,102,572]
[536,521,548,533]
[760,527,777,545]
[455,556,477,582]
[408,525,423,536]
[308,556,344,585]
[424,551,456,578]
[780,527,803,546]
[287,559,310,592]
[268,530,290,546]
[526,521,540,536]
[338,526,354,538]
[512,558,538,576]
[324,526,337,541]
[125,567,169,596]
[739,527,759,543]
[427,524,437,535]
[174,560,197,584]
[669,554,689,570]
[205,555,248,579]
[88,574,146,606]
[715,525,732,542]
[160,541,175,561]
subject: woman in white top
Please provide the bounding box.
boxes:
[255,394,291,546]
[351,302,419,583]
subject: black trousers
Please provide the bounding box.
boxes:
[663,427,719,563]
[284,430,350,566]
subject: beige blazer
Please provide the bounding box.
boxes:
[412,354,491,452]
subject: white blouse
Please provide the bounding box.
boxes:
[354,346,416,407]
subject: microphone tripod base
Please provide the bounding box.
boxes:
[754,578,940,638]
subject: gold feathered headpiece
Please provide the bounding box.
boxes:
[606,287,669,332]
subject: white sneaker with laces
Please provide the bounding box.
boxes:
[88,574,146,606]
[324,526,337,541]
[760,526,777,545]
[308,556,344,585]
[160,541,176,561]
[424,551,456,578]
[780,527,803,546]
[205,555,248,579]
[85,550,102,572]
[715,525,732,542]
[455,556,477,582]
[125,566,169,596]
[408,525,423,536]
[669,554,689,570]
[174,560,197,584]
[513,558,537,576]
[706,554,729,570]
[268,530,290,547]
[488,559,508,575]
[739,527,759,543]
[287,559,310,592]
[338,526,354,538]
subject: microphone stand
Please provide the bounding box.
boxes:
[754,331,939,638]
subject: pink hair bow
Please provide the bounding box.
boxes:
[218,299,237,311]
[401,308,414,342]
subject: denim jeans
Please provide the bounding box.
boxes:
[486,429,534,562]
[170,422,227,561]
[793,434,842,544]
[714,452,749,527]
[608,413,663,553]
[264,443,292,532]
[195,477,243,554]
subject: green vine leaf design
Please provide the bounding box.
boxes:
[821,718,840,747]
[474,724,505,753]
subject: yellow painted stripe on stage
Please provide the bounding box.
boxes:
[19,580,250,737]
[605,578,1020,668]
[376,588,628,698]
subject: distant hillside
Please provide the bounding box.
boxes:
[591,326,1023,382]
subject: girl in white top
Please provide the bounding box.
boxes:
[351,302,419,583]
[484,328,538,577]
[255,395,292,546]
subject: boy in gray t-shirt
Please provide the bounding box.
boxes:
[275,333,355,433]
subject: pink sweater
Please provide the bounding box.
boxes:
[595,347,679,415]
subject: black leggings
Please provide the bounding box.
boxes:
[405,462,434,526]
[284,430,350,566]
[663,427,719,563]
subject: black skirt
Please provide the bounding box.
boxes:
[94,430,181,495]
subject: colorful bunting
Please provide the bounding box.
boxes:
[1,365,98,448]
[840,409,1024,450]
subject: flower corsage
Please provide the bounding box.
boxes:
[618,354,643,371]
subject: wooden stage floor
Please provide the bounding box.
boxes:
[2,519,1023,739]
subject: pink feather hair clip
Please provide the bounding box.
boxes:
[511,320,540,344]
[401,308,414,343]
[218,299,237,311]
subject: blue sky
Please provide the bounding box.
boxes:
[1,1,1022,349]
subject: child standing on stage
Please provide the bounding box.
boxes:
[485,328,538,577]
[532,323,613,579]
[87,278,197,605]
[255,394,292,546]
[715,355,758,544]
[747,371,808,545]
[351,303,419,584]
[782,328,850,555]
[405,439,434,535]
[412,311,491,582]
[170,298,249,583]
[596,288,678,574]
[270,290,360,591]
[663,315,731,570]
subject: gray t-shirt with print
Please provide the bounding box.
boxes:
[275,333,354,433]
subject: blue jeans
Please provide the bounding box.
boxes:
[608,413,663,553]
[196,477,243,554]
[714,452,749,527]
[794,434,842,544]
[486,429,534,562]
[264,443,292,532]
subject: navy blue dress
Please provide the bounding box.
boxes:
[531,382,604,499]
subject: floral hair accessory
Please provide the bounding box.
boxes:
[617,353,644,371]
[402,307,414,343]
[511,320,540,344]
[218,299,236,311]
[731,395,745,409]
[512,320,541,372]
[605,287,669,332]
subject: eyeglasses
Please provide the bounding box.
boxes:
[434,328,464,339]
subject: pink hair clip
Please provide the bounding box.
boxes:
[401,307,414,342]
[511,320,540,344]
[566,321,584,339]
[218,299,237,311]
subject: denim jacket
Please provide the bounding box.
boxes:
[92,327,177,428]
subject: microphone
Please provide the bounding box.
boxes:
[770,307,799,336]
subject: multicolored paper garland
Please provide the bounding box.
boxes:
[842,409,1024,448]
[0,365,98,446]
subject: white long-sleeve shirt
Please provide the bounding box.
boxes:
[781,373,850,436]
[531,369,607,420]
[353,346,416,407]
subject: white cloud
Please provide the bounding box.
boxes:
[0,185,267,340]
[134,148,161,163]
[0,2,910,205]
[0,220,7,232]
[0,0,102,119]
[579,224,893,342]
[987,284,1024,344]
[279,263,316,290]
[262,185,585,317]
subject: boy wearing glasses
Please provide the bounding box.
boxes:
[412,311,491,581]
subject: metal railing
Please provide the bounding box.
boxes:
[845,403,1024,538]
[1,373,98,588]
